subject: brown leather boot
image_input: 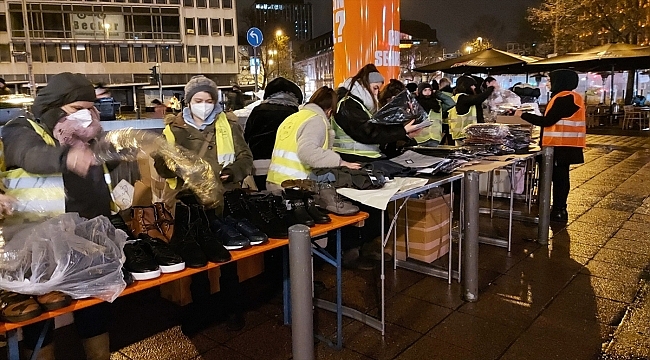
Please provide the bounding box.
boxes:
[82,333,110,360]
[23,343,55,360]
[153,202,174,242]
[130,206,165,241]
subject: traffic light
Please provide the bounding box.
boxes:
[149,65,160,85]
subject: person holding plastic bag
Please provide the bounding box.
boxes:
[414,82,443,147]
[448,76,495,144]
[1,72,114,360]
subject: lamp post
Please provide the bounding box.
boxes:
[21,0,35,98]
[275,29,283,76]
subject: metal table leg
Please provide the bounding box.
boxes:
[7,329,18,360]
[288,224,314,359]
[538,147,554,245]
[463,171,480,302]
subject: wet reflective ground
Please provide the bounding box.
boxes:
[8,134,650,360]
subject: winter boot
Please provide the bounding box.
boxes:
[313,183,359,216]
[153,202,174,242]
[223,189,250,219]
[283,188,315,227]
[305,196,331,224]
[187,204,231,263]
[130,206,166,241]
[280,179,318,194]
[244,193,289,238]
[170,202,208,268]
[82,332,110,360]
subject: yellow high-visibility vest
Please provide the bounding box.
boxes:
[414,109,443,144]
[448,93,477,140]
[162,112,234,189]
[267,108,328,185]
[332,96,381,158]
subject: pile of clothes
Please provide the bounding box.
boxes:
[505,124,533,150]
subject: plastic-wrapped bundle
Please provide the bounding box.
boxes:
[369,90,431,130]
[484,89,522,122]
[429,158,467,174]
[505,124,533,150]
[93,129,221,209]
[0,214,126,302]
[464,123,511,145]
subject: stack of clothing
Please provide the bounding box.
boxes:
[463,124,510,145]
[505,124,533,150]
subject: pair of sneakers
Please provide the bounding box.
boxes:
[211,216,269,250]
[123,235,185,281]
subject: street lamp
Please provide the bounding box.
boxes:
[276,29,283,38]
[465,46,473,54]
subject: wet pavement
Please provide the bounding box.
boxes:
[4,133,650,360]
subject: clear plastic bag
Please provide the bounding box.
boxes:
[370,90,431,130]
[485,89,522,122]
[0,214,127,302]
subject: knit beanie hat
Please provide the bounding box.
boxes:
[417,82,432,95]
[368,72,385,84]
[406,82,418,93]
[185,75,219,103]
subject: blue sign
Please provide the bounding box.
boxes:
[246,27,263,47]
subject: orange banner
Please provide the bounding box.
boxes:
[333,0,401,86]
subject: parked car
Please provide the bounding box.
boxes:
[0,94,33,126]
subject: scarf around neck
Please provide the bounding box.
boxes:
[341,78,377,113]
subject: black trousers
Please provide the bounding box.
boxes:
[23,303,110,350]
[552,162,571,209]
[326,203,387,254]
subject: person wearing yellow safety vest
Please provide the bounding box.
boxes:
[2,72,116,360]
[516,69,585,223]
[448,76,495,144]
[153,75,253,334]
[414,82,444,147]
[266,86,361,192]
[333,64,422,164]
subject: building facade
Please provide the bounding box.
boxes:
[0,0,239,111]
[253,0,312,41]
[294,31,333,98]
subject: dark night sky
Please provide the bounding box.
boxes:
[237,0,542,50]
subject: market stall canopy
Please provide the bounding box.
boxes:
[524,43,650,72]
[414,48,541,74]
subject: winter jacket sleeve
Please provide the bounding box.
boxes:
[295,116,341,169]
[333,96,408,145]
[455,87,495,115]
[436,92,456,112]
[521,94,580,128]
[221,118,253,183]
[2,119,68,174]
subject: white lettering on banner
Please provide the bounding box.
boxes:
[333,0,345,44]
[374,50,401,66]
[387,29,400,47]
[71,14,125,40]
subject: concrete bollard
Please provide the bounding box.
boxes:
[288,224,314,360]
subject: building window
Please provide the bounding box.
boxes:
[185,18,195,35]
[223,18,233,36]
[209,0,219,8]
[61,44,72,62]
[119,45,130,62]
[196,0,206,7]
[10,12,24,38]
[169,0,180,4]
[105,45,116,62]
[198,18,208,36]
[0,15,7,32]
[183,0,193,6]
[222,0,232,8]
[45,44,57,62]
[76,44,87,62]
[31,44,42,62]
[199,46,209,63]
[133,46,144,62]
[42,13,64,38]
[224,45,235,63]
[147,46,157,62]
[211,18,220,35]
[90,45,101,62]
[173,45,183,62]
[212,45,222,63]
[187,45,197,63]
[129,0,140,3]
[156,0,167,3]
[0,45,11,63]
[161,45,171,62]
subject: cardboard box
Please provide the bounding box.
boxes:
[391,194,451,263]
[496,115,529,125]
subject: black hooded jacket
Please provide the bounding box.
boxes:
[521,69,584,164]
[244,77,303,160]
[415,82,441,114]
[454,76,494,122]
[2,73,112,218]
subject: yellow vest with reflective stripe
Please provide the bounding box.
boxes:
[267,108,328,185]
[332,96,381,158]
[448,94,477,140]
[414,109,443,144]
[163,112,234,189]
[1,119,65,216]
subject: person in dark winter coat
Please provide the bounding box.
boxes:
[377,79,416,157]
[231,84,246,110]
[516,69,585,222]
[244,77,303,190]
[2,72,112,360]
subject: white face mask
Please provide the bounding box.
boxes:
[191,103,214,120]
[66,109,93,128]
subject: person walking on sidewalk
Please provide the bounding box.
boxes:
[516,69,585,222]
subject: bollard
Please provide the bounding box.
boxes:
[538,147,554,245]
[463,171,479,302]
[289,224,314,360]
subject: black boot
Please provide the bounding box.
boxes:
[187,203,232,263]
[284,188,315,227]
[244,193,289,238]
[170,202,208,268]
[305,196,331,224]
[550,207,568,222]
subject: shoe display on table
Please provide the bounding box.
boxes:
[314,183,360,216]
[0,290,42,323]
[123,241,161,281]
[224,189,251,219]
[109,214,134,238]
[210,218,251,251]
[186,203,232,263]
[170,202,208,268]
[305,196,331,224]
[131,206,167,241]
[138,234,185,273]
[153,202,175,242]
[244,193,290,238]
[122,267,135,286]
[284,188,315,227]
[35,291,72,311]
[280,179,318,193]
[224,216,269,245]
